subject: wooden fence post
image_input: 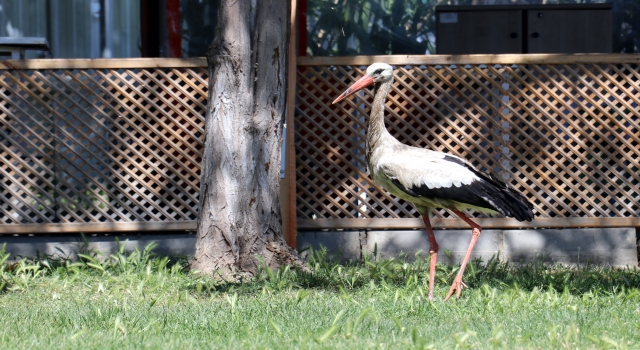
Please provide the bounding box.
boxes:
[284,0,298,248]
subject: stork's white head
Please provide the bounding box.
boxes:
[332,62,394,104]
[365,62,394,83]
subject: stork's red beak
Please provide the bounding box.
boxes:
[332,75,375,104]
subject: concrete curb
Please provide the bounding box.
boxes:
[298,227,638,267]
[0,228,637,267]
[0,233,196,260]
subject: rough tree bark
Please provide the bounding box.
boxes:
[191,0,303,278]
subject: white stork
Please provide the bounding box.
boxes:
[333,63,534,301]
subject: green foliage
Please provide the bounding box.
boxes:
[307,0,639,55]
[0,244,639,349]
[307,0,441,55]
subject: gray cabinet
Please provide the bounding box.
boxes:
[436,4,612,54]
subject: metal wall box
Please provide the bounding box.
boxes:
[436,4,612,54]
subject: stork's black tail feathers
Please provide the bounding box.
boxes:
[489,184,534,222]
[465,173,533,221]
[466,166,534,222]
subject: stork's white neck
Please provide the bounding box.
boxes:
[366,76,399,165]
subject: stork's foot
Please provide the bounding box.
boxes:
[444,275,468,301]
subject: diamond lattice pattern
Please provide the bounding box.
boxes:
[0,68,207,223]
[295,64,640,219]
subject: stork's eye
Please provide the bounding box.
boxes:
[373,68,384,75]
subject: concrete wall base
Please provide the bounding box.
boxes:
[0,233,196,261]
[0,228,637,267]
[298,228,639,267]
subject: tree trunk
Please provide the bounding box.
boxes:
[191,0,302,278]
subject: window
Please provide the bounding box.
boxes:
[0,0,141,59]
[302,0,637,56]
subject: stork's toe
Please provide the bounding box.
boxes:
[444,275,467,301]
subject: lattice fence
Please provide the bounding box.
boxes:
[295,59,640,222]
[0,61,207,224]
[1,56,638,231]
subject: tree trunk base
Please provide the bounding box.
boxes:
[190,235,307,281]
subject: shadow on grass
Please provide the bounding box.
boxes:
[192,246,640,298]
[1,243,638,298]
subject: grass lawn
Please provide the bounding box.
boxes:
[0,243,639,349]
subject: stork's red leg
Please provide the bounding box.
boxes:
[445,209,481,301]
[421,214,438,301]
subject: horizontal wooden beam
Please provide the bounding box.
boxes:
[0,58,207,70]
[297,54,640,66]
[0,221,197,235]
[2,54,638,71]
[0,217,637,235]
[298,217,640,230]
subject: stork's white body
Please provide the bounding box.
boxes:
[367,140,497,215]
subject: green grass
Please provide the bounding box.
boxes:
[0,243,639,349]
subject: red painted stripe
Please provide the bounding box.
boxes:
[166,0,182,58]
[297,0,307,56]
[140,0,151,57]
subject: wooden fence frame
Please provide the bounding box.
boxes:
[0,54,639,241]
[293,53,640,236]
[0,58,207,235]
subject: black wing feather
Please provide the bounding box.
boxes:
[391,155,534,222]
[450,157,534,222]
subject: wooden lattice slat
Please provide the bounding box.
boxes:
[0,63,208,224]
[295,60,640,221]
